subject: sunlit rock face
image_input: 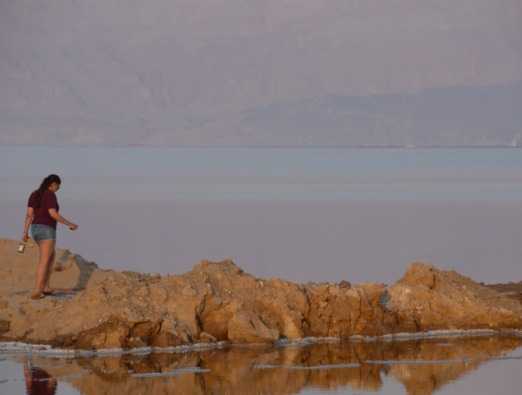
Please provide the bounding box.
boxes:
[487,282,522,305]
[1,238,521,350]
[388,262,522,332]
[4,337,522,395]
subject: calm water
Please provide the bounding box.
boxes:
[1,336,521,395]
[1,146,522,283]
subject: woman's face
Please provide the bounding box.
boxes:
[49,182,61,192]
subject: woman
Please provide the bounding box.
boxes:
[22,174,78,300]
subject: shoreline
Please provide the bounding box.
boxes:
[2,328,522,359]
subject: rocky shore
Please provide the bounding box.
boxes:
[1,238,521,350]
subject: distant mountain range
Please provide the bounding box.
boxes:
[227,81,522,147]
[1,82,521,147]
[1,1,521,147]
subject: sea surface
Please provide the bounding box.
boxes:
[1,146,522,394]
[1,336,521,395]
[1,146,522,283]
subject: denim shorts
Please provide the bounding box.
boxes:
[30,224,56,242]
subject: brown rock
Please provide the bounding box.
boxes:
[130,321,161,344]
[0,319,9,334]
[75,318,130,349]
[0,238,521,350]
[150,318,189,348]
[388,262,522,331]
[150,331,184,348]
[486,281,522,305]
[199,331,217,343]
[399,262,437,289]
[338,280,351,289]
[228,310,279,343]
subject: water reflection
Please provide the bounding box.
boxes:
[3,336,522,395]
[23,360,57,395]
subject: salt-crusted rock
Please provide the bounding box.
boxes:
[0,239,521,350]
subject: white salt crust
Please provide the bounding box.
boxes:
[0,329,521,359]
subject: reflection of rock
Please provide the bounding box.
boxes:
[7,337,522,395]
[387,337,522,395]
[1,239,522,350]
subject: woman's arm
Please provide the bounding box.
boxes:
[23,207,34,241]
[48,208,78,230]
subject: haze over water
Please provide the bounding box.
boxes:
[1,146,522,284]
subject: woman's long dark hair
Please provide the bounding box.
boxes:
[33,174,61,207]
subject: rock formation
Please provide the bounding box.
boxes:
[0,238,521,350]
[486,281,522,304]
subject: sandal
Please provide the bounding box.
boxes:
[42,289,56,295]
[30,292,45,300]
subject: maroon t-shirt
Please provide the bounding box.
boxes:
[27,190,60,229]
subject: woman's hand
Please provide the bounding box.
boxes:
[22,232,30,242]
[50,209,78,230]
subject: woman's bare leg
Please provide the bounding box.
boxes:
[43,248,56,293]
[31,240,54,298]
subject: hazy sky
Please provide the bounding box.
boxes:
[1,1,521,145]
